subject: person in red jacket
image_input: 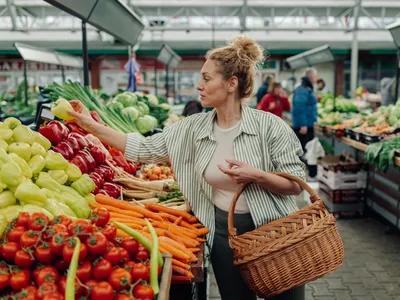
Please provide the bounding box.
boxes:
[257,81,291,118]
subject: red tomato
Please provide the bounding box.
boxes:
[62,239,87,263]
[119,248,130,265]
[104,247,123,266]
[7,226,26,243]
[16,212,31,228]
[84,279,97,296]
[36,266,59,286]
[135,246,150,262]
[107,241,115,250]
[0,267,10,290]
[52,215,72,227]
[85,232,108,256]
[35,243,54,264]
[20,230,39,248]
[115,293,132,300]
[90,207,110,227]
[108,268,132,291]
[10,269,30,290]
[121,238,139,257]
[28,213,49,231]
[91,281,114,299]
[130,263,150,283]
[36,282,58,300]
[22,285,38,300]
[92,259,112,281]
[43,293,64,300]
[50,232,70,256]
[1,241,20,263]
[68,219,93,241]
[14,250,35,268]
[124,261,136,272]
[133,283,154,300]
[51,224,69,234]
[57,276,67,295]
[58,276,83,298]
[76,261,92,283]
[102,224,116,241]
[55,260,69,273]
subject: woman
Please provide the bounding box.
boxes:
[257,81,291,118]
[70,35,306,300]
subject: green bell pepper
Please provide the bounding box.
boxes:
[28,155,46,174]
[31,142,46,157]
[84,193,96,204]
[71,174,96,196]
[36,172,62,194]
[0,161,23,186]
[66,163,82,181]
[8,142,32,161]
[41,188,63,204]
[47,170,68,185]
[61,186,91,219]
[0,129,13,141]
[21,204,53,220]
[0,139,8,152]
[58,202,77,219]
[15,179,47,207]
[3,117,21,130]
[35,132,52,151]
[0,205,22,222]
[13,125,35,145]
[0,190,17,209]
[9,153,32,179]
[43,198,65,217]
[45,150,68,170]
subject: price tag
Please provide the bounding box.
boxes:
[36,103,55,131]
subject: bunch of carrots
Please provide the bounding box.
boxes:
[91,194,209,282]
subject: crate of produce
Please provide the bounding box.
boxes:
[318,165,367,190]
[318,180,366,204]
[344,127,357,140]
[318,155,368,173]
[320,193,365,216]
[325,126,345,138]
[360,132,384,145]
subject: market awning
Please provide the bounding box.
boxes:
[286,45,335,70]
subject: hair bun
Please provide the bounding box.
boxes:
[229,35,264,66]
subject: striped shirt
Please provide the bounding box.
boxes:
[125,104,306,247]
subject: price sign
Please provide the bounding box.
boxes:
[35,103,55,131]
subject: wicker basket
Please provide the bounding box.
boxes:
[228,172,344,298]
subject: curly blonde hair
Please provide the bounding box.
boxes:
[206,35,264,99]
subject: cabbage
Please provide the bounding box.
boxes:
[114,92,138,107]
[143,115,158,128]
[122,107,140,122]
[388,115,398,126]
[137,102,150,115]
[147,94,159,106]
[392,106,400,119]
[108,101,124,112]
[135,116,157,134]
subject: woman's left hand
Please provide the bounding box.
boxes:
[218,159,263,185]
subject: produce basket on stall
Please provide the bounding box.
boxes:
[228,172,344,298]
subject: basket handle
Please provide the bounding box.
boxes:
[227,172,319,238]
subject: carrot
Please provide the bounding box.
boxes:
[172,275,192,282]
[192,224,202,228]
[145,203,192,222]
[142,227,166,236]
[196,238,206,242]
[197,227,210,236]
[164,231,199,248]
[91,203,144,218]
[171,259,191,270]
[159,237,197,263]
[169,226,198,239]
[116,229,130,238]
[188,216,199,224]
[158,213,198,230]
[172,266,194,278]
[188,248,201,253]
[158,242,190,262]
[110,216,148,227]
[173,216,182,225]
[95,194,163,221]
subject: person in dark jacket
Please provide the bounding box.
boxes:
[292,68,318,179]
[256,76,272,105]
[257,81,291,118]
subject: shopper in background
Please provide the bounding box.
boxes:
[292,68,318,181]
[181,99,203,117]
[257,81,291,118]
[256,75,272,105]
[316,78,329,94]
[70,35,305,300]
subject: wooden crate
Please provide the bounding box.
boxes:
[157,254,173,300]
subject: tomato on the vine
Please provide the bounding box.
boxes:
[85,232,108,256]
[135,246,150,262]
[20,230,39,248]
[1,241,20,262]
[28,213,49,231]
[108,268,132,291]
[21,285,38,300]
[63,239,87,263]
[133,283,155,300]
[42,293,64,300]
[58,277,83,298]
[15,250,35,268]
[92,259,112,281]
[0,266,10,290]
[119,248,130,265]
[102,223,116,241]
[55,259,69,272]
[130,263,150,282]
[35,243,54,264]
[123,261,136,272]
[76,261,92,283]
[10,269,31,290]
[7,226,26,243]
[46,224,68,240]
[52,215,71,228]
[68,219,93,241]
[36,282,58,300]
[90,207,110,227]
[35,266,59,286]
[91,281,114,299]
[115,293,132,300]
[50,232,70,256]
[104,247,123,266]
[121,238,139,257]
[84,279,97,296]
[16,212,30,229]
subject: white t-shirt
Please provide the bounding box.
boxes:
[204,121,250,214]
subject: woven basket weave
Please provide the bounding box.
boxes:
[228,172,344,298]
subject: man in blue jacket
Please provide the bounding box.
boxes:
[292,68,318,180]
[256,76,272,105]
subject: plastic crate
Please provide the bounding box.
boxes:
[318,180,366,204]
[317,155,368,173]
[318,165,367,190]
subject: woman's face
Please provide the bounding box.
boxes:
[196,59,231,108]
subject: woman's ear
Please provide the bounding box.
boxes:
[227,76,239,93]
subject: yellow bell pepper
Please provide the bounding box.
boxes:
[9,153,32,179]
[31,142,46,157]
[66,163,82,181]
[28,155,46,174]
[15,179,47,207]
[0,191,17,209]
[8,142,32,161]
[35,132,52,151]
[36,172,62,193]
[3,117,21,130]
[0,139,8,152]
[47,170,68,185]
[51,98,75,121]
[0,161,23,186]
[45,150,68,170]
[13,125,35,145]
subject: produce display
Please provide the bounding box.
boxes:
[364,136,400,171]
[0,117,95,222]
[0,83,37,121]
[0,209,163,299]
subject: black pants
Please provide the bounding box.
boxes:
[293,127,317,178]
[211,207,305,300]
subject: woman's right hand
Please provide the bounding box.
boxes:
[68,100,97,133]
